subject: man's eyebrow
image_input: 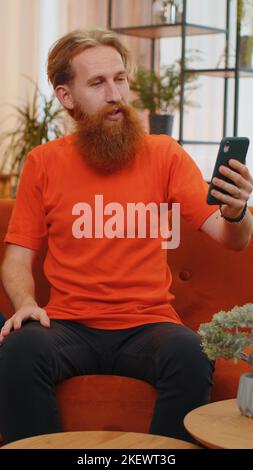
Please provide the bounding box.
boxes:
[86,75,104,85]
[115,70,127,76]
[86,70,127,85]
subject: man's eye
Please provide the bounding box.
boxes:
[91,82,102,87]
[116,77,126,82]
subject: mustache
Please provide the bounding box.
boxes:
[101,102,126,114]
[76,102,130,122]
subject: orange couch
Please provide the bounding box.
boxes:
[0,199,252,433]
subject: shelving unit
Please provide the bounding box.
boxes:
[110,23,226,39]
[108,0,253,150]
[185,68,253,78]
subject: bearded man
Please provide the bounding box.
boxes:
[0,29,253,445]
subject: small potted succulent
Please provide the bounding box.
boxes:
[198,303,253,417]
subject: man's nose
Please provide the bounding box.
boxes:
[105,82,121,103]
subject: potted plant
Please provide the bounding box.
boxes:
[130,55,199,135]
[198,303,253,417]
[0,81,64,197]
[238,0,253,68]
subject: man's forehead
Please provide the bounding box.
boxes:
[72,45,125,76]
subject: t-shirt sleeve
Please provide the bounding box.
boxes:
[167,139,219,230]
[4,152,47,250]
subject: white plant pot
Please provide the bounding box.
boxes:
[237,372,253,417]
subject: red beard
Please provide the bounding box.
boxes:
[74,102,145,173]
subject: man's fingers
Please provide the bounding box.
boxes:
[0,308,50,345]
[228,160,253,184]
[13,318,22,330]
[38,310,50,328]
[0,321,12,343]
[40,317,50,327]
[1,320,12,336]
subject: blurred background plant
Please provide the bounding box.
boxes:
[238,0,253,29]
[0,78,64,197]
[238,0,253,68]
[130,56,200,115]
[130,52,201,135]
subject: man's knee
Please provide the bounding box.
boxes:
[156,325,214,381]
[0,322,53,384]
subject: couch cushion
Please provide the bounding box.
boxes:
[56,375,157,433]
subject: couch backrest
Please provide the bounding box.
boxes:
[1,199,253,331]
[168,215,253,331]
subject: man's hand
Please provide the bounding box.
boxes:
[0,304,50,344]
[211,159,253,218]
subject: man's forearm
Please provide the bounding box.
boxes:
[219,209,253,250]
[1,261,37,311]
[201,208,253,250]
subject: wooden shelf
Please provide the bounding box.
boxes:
[111,23,226,40]
[185,68,253,78]
[181,140,221,146]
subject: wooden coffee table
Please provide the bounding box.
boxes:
[184,398,253,449]
[2,430,200,449]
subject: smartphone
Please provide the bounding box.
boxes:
[207,136,250,205]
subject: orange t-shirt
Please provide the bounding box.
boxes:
[5,133,218,329]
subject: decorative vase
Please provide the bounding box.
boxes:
[160,1,177,24]
[237,372,253,417]
[152,0,180,25]
[175,1,183,22]
[149,113,174,135]
[152,0,163,24]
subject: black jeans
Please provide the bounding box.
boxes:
[0,320,214,444]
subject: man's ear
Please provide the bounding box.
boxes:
[55,85,74,110]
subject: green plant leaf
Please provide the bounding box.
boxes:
[0,79,64,194]
[130,53,201,114]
